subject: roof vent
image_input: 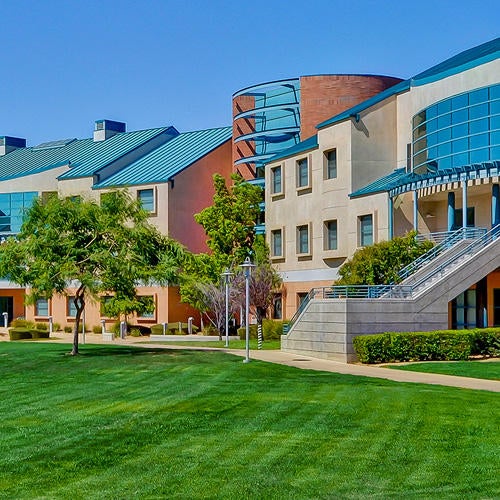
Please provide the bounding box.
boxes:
[93,119,126,142]
[0,136,26,156]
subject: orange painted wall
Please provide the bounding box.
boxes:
[299,75,402,141]
[168,139,233,254]
[0,289,26,324]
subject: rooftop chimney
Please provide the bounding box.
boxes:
[93,120,126,142]
[0,136,26,156]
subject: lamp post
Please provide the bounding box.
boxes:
[221,268,233,348]
[239,257,255,363]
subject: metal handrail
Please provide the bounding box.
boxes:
[398,227,486,282]
[283,226,499,335]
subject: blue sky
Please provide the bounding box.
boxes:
[1,0,498,146]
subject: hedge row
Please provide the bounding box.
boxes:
[9,328,51,341]
[237,320,287,341]
[353,328,500,364]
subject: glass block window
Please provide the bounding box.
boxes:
[137,189,155,212]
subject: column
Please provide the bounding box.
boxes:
[413,190,418,233]
[388,196,394,240]
[462,181,468,229]
[492,184,500,228]
[447,192,455,231]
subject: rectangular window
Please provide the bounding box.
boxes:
[35,299,49,317]
[325,149,337,179]
[271,229,283,257]
[324,220,338,250]
[297,225,309,254]
[271,166,282,194]
[296,158,309,188]
[67,297,77,317]
[359,215,373,247]
[137,189,155,212]
[139,296,155,319]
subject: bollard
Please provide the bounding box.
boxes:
[120,320,126,339]
[188,317,193,335]
[101,319,106,334]
[48,316,53,336]
[162,322,167,335]
[2,312,8,328]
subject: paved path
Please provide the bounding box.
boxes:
[1,330,499,392]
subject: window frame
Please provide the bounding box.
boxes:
[324,219,338,251]
[270,165,283,196]
[324,149,337,180]
[270,228,284,259]
[358,214,373,247]
[296,157,310,189]
[137,188,156,214]
[67,296,77,318]
[35,298,49,317]
[296,224,311,256]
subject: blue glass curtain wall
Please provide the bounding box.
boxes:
[0,192,37,234]
[412,83,500,173]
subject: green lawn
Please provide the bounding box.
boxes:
[388,360,500,380]
[0,343,499,499]
[147,338,281,350]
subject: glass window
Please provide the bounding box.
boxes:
[324,220,337,250]
[452,138,468,153]
[296,158,309,188]
[36,299,49,317]
[452,123,468,139]
[490,131,500,147]
[469,88,488,105]
[490,100,500,115]
[451,93,468,110]
[470,133,489,150]
[452,108,468,125]
[137,189,154,212]
[325,150,337,179]
[470,103,488,120]
[437,113,451,129]
[139,296,155,318]
[470,148,489,164]
[271,229,283,257]
[271,166,282,194]
[297,225,309,254]
[437,100,451,115]
[359,215,373,247]
[67,297,77,317]
[452,152,469,168]
[490,84,500,100]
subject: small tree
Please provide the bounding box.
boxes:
[335,231,434,285]
[0,191,185,355]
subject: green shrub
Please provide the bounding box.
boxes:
[238,320,292,341]
[150,324,164,335]
[31,330,50,339]
[64,326,72,333]
[9,328,33,340]
[130,328,142,337]
[470,328,500,356]
[35,322,48,331]
[52,322,61,332]
[353,330,474,363]
[11,319,35,329]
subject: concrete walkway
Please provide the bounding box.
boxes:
[1,330,499,392]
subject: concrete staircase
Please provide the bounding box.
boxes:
[282,228,500,362]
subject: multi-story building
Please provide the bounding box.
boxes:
[266,37,500,361]
[0,120,232,330]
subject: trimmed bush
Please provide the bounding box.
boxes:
[9,328,33,341]
[470,328,500,356]
[11,319,35,329]
[353,330,477,364]
[92,325,103,334]
[237,320,287,341]
[35,322,48,331]
[31,330,50,339]
[64,326,72,333]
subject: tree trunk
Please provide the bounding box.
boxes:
[71,285,86,356]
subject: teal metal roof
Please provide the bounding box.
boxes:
[318,37,500,130]
[266,134,318,163]
[0,127,175,182]
[93,126,232,188]
[349,168,408,198]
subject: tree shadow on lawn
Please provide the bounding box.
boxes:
[63,345,224,358]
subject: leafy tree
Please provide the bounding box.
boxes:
[335,231,434,285]
[194,173,262,266]
[0,191,185,355]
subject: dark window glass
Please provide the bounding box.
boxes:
[413,137,427,154]
[469,88,488,105]
[359,215,373,247]
[325,220,337,250]
[412,111,426,129]
[297,225,309,254]
[36,299,49,316]
[272,166,282,194]
[137,189,154,212]
[451,93,468,110]
[413,124,427,142]
[325,150,337,179]
[272,230,282,257]
[297,159,309,188]
[413,150,427,168]
[470,148,490,163]
[452,108,468,124]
